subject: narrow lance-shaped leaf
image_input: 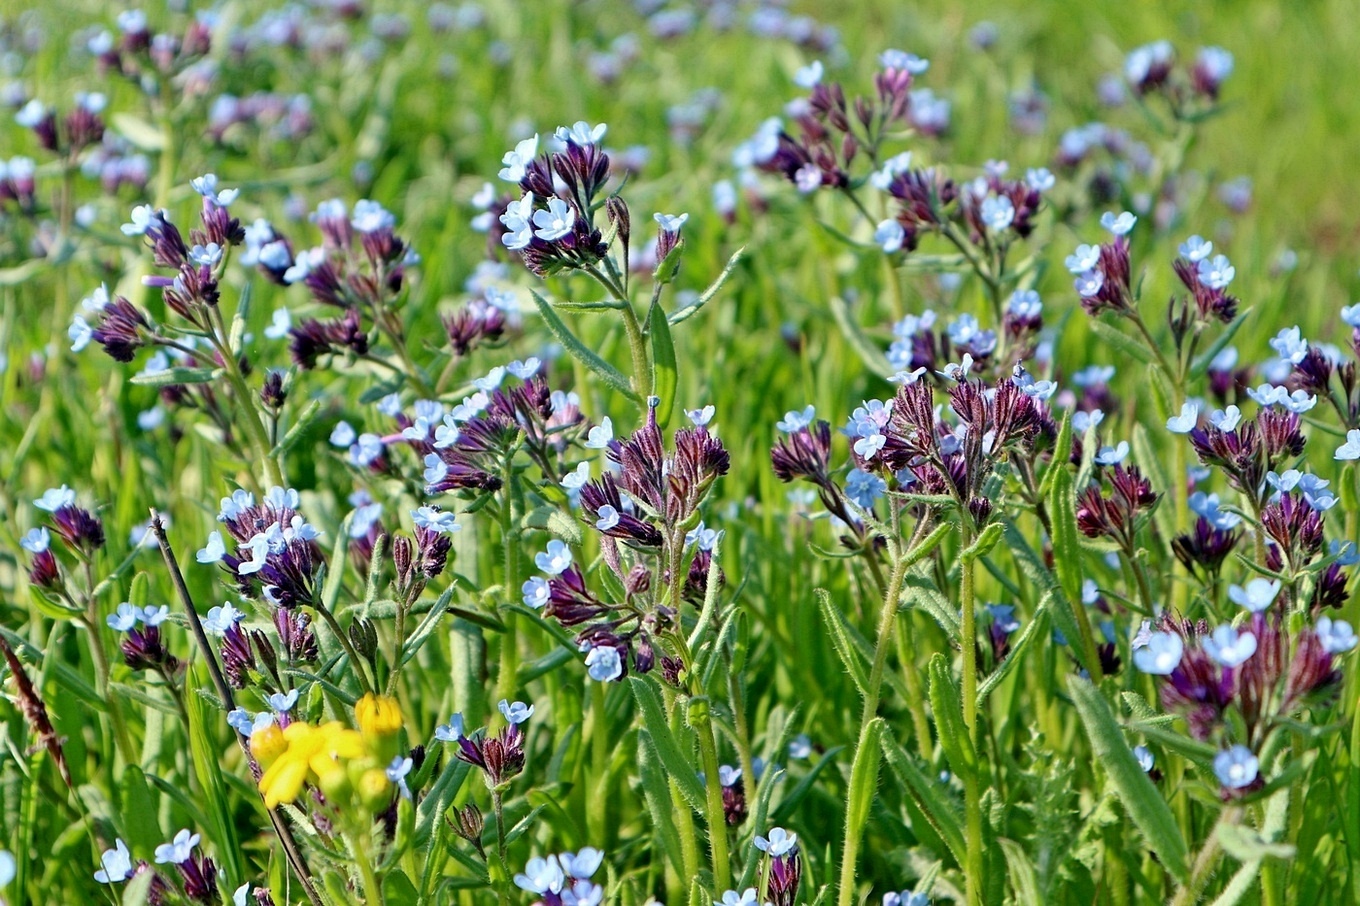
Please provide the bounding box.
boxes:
[1068,675,1189,882]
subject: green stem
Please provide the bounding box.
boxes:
[960,522,985,906]
[693,698,732,893]
[208,311,285,490]
[347,832,386,906]
[495,457,520,704]
[587,680,609,845]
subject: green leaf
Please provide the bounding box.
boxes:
[960,522,1003,563]
[668,246,744,325]
[1068,675,1189,882]
[829,295,892,376]
[1002,524,1092,677]
[112,112,165,151]
[999,838,1042,906]
[271,398,323,458]
[649,301,678,427]
[843,717,885,863]
[1048,468,1083,609]
[1131,422,1176,543]
[1039,409,1073,498]
[382,870,420,906]
[638,730,686,876]
[629,677,705,809]
[1191,308,1252,378]
[770,745,844,824]
[531,289,639,400]
[816,588,869,696]
[121,870,155,906]
[1087,316,1154,366]
[183,669,245,884]
[129,366,221,387]
[879,727,966,864]
[927,654,976,783]
[1216,823,1296,861]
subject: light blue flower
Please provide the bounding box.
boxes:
[351,199,395,233]
[190,173,239,207]
[1100,211,1136,235]
[1178,235,1213,262]
[386,755,414,799]
[1209,405,1241,431]
[845,469,887,508]
[203,603,247,635]
[1025,167,1055,191]
[1133,745,1154,773]
[980,195,1015,231]
[554,122,606,146]
[522,577,550,609]
[1268,326,1307,364]
[654,212,689,233]
[412,506,461,535]
[268,690,299,714]
[1094,441,1130,466]
[498,134,539,183]
[533,197,575,242]
[94,839,133,884]
[1065,244,1100,274]
[595,505,621,532]
[1227,578,1280,613]
[1202,625,1257,667]
[1336,429,1360,461]
[35,485,76,512]
[686,405,717,427]
[1132,631,1183,675]
[498,699,534,725]
[1316,616,1358,654]
[754,827,798,856]
[1166,401,1199,433]
[584,645,623,682]
[776,406,816,433]
[20,527,50,554]
[875,219,906,253]
[107,603,139,632]
[499,193,534,250]
[1074,269,1104,298]
[1197,254,1236,290]
[154,829,201,865]
[434,713,465,742]
[1213,745,1258,789]
[585,417,614,449]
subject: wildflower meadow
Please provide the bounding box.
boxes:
[3,1,1360,904]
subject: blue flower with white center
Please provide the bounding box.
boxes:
[1094,441,1129,466]
[1072,410,1104,433]
[1227,578,1280,613]
[203,603,247,635]
[1214,745,1259,789]
[1188,492,1241,530]
[1132,631,1183,674]
[686,522,723,551]
[1342,304,1360,328]
[754,826,798,856]
[190,174,239,207]
[507,357,541,379]
[1210,405,1242,431]
[1197,46,1234,81]
[1008,289,1043,318]
[282,247,325,284]
[584,645,623,682]
[189,242,223,267]
[554,121,606,146]
[351,199,395,233]
[412,506,461,535]
[1166,401,1199,433]
[854,431,887,460]
[107,603,139,632]
[585,417,613,449]
[1280,389,1317,414]
[35,485,76,512]
[514,856,565,896]
[879,49,929,73]
[655,212,689,233]
[1026,167,1055,191]
[350,433,385,467]
[1268,326,1307,364]
[975,196,1013,234]
[450,391,490,422]
[776,406,816,433]
[498,699,534,725]
[1133,745,1155,773]
[14,99,46,128]
[154,829,201,866]
[120,204,157,235]
[1179,235,1213,262]
[434,713,465,742]
[687,405,716,426]
[139,605,169,626]
[262,307,291,340]
[535,540,573,575]
[1100,211,1136,235]
[1196,254,1235,290]
[269,690,299,714]
[869,152,914,191]
[1336,429,1360,461]
[499,193,535,250]
[1074,268,1105,298]
[1246,383,1285,408]
[386,755,414,799]
[226,708,270,737]
[845,469,887,509]
[20,527,49,553]
[522,577,550,609]
[889,367,928,385]
[498,135,539,183]
[717,889,761,906]
[195,530,226,564]
[794,60,824,87]
[874,219,906,253]
[533,197,575,242]
[718,764,742,787]
[94,838,133,884]
[69,314,93,352]
[937,353,974,382]
[1316,616,1358,654]
[259,239,292,271]
[594,505,621,532]
[795,163,822,193]
[1202,625,1257,667]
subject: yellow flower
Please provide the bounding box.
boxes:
[249,723,287,767]
[357,767,394,811]
[257,721,366,809]
[354,693,404,739]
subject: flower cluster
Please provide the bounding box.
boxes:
[513,847,604,906]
